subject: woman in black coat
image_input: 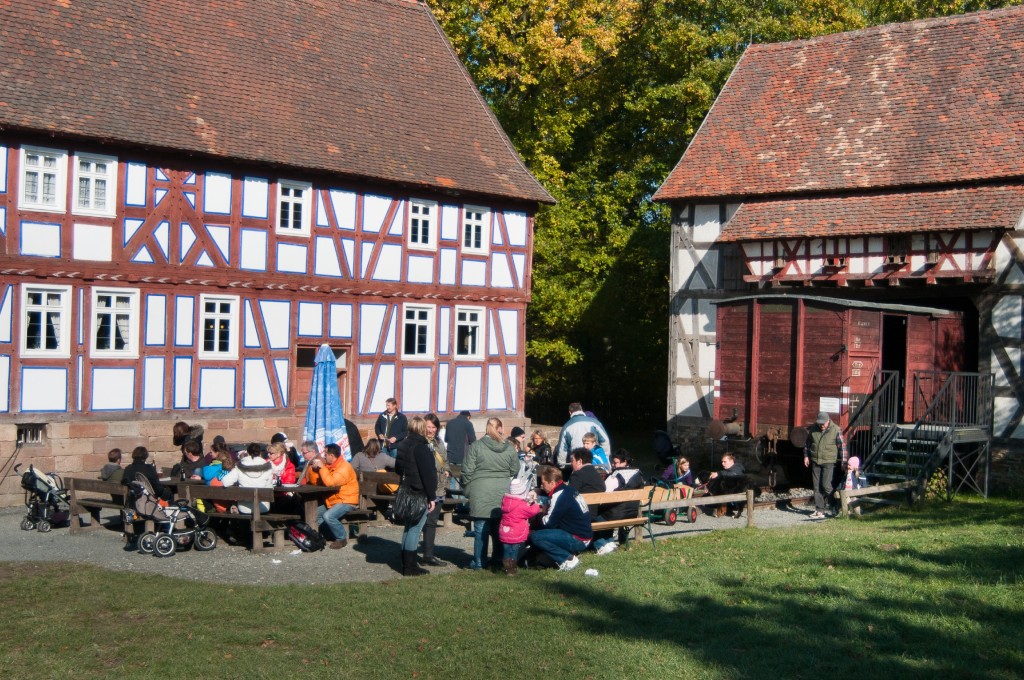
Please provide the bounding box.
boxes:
[394,416,438,576]
[121,446,173,502]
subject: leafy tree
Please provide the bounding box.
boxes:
[429,0,1021,427]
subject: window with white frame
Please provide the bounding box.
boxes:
[73,153,118,217]
[276,180,312,236]
[407,199,437,250]
[455,306,484,360]
[21,285,72,357]
[402,304,435,359]
[199,295,240,359]
[91,288,139,357]
[20,146,68,212]
[462,206,490,254]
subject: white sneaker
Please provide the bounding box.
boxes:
[596,542,618,556]
[558,555,580,571]
[808,511,825,519]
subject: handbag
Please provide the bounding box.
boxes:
[392,478,427,526]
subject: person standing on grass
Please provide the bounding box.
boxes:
[461,417,519,570]
[553,402,611,478]
[804,411,848,519]
[394,416,438,576]
[374,397,408,456]
[529,465,592,572]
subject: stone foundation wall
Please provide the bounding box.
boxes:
[990,446,1024,492]
[0,414,300,508]
[0,413,535,508]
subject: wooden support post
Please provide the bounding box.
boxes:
[746,488,755,528]
[839,488,849,518]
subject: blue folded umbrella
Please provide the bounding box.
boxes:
[303,344,352,460]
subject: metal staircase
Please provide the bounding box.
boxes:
[855,371,993,499]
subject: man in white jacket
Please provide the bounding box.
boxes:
[553,402,612,473]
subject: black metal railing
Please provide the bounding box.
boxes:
[844,370,900,465]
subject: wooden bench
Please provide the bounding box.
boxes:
[359,470,463,526]
[67,478,132,535]
[580,485,658,548]
[180,485,294,553]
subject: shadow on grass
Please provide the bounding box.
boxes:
[532,500,1024,678]
[538,572,1022,679]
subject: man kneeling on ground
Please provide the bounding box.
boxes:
[306,444,359,549]
[529,466,592,571]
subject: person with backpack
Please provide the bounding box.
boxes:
[593,449,645,555]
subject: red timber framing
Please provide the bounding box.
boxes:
[741,232,999,287]
[0,140,534,420]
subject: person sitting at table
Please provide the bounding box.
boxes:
[122,446,172,502]
[307,443,359,549]
[171,439,205,481]
[220,444,274,515]
[100,448,124,484]
[349,439,396,474]
[172,421,205,450]
[200,451,235,513]
[268,442,297,485]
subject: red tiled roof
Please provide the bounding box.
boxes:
[0,0,553,205]
[655,6,1024,202]
[717,185,1024,242]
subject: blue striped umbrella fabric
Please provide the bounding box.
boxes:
[303,344,351,460]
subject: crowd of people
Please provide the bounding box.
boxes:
[102,398,787,575]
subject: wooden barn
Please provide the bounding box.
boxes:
[655,7,1024,490]
[0,0,553,506]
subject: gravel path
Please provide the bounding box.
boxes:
[0,495,822,585]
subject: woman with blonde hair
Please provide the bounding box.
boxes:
[461,417,519,570]
[526,430,554,466]
[394,416,438,576]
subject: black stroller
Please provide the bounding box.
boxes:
[124,473,217,557]
[16,463,71,532]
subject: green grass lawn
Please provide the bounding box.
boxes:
[2,496,1022,679]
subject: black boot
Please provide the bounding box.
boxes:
[402,550,428,576]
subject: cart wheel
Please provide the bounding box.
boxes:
[37,519,51,533]
[154,534,176,557]
[194,528,218,552]
[20,518,36,531]
[665,510,678,526]
[688,507,699,523]
[138,531,157,555]
[767,467,777,489]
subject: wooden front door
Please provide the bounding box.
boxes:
[294,345,351,415]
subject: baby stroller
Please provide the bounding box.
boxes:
[124,473,217,557]
[16,463,71,532]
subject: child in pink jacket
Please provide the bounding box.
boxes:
[499,466,541,575]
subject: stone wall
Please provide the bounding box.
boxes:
[0,413,535,508]
[0,414,301,508]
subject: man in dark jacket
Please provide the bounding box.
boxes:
[804,411,848,519]
[707,453,748,518]
[568,448,604,519]
[530,466,592,571]
[374,397,407,455]
[443,410,476,466]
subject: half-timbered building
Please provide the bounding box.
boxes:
[0,0,552,505]
[655,7,1024,489]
